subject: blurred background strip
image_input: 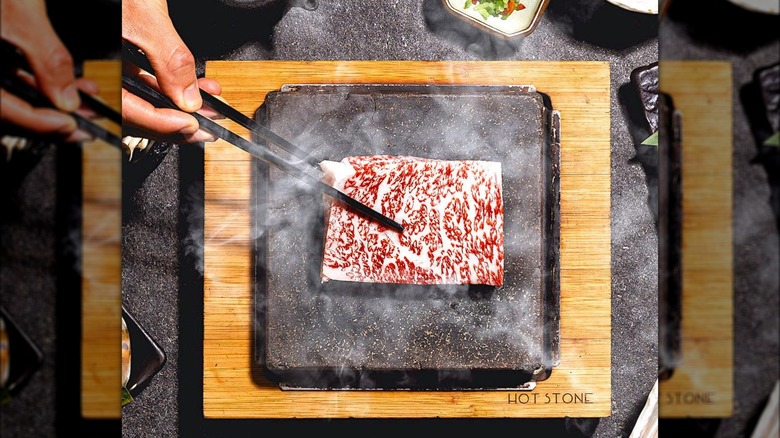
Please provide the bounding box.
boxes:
[80,59,121,420]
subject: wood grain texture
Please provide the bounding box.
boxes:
[203,61,611,418]
[81,60,121,419]
[658,61,733,418]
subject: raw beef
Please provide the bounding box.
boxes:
[320,155,504,286]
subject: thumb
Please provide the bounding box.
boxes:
[4,1,80,112]
[123,0,201,113]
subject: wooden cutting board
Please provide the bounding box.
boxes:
[203,60,612,418]
[81,60,122,419]
[658,61,733,418]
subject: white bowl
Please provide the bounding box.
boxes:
[443,0,551,38]
[606,0,659,14]
[727,0,779,14]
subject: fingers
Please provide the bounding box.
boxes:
[121,2,227,146]
[198,78,221,96]
[75,77,100,96]
[0,89,77,136]
[2,0,80,112]
[122,88,197,136]
[194,78,225,120]
[122,64,225,142]
[122,89,216,144]
[72,78,102,119]
[27,32,80,112]
[123,0,201,113]
[63,129,96,143]
[17,73,102,124]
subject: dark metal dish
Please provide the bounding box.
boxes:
[121,306,166,399]
[252,84,560,390]
[631,62,659,134]
[631,61,683,381]
[0,305,43,400]
[757,62,779,134]
[657,92,683,382]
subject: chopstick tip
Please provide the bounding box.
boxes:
[390,221,404,233]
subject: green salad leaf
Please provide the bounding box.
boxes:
[0,387,10,405]
[641,131,658,146]
[122,386,133,407]
[764,131,779,147]
[464,0,526,20]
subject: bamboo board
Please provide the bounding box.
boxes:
[658,61,733,418]
[81,60,122,419]
[203,61,612,418]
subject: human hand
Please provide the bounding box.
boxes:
[0,0,99,143]
[122,0,223,144]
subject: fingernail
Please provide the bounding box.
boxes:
[190,129,218,143]
[178,119,200,135]
[183,83,201,112]
[60,83,80,112]
[70,130,95,143]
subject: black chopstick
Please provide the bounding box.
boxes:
[121,40,315,165]
[0,69,123,149]
[1,38,122,125]
[79,90,122,125]
[121,67,404,233]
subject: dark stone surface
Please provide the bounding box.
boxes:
[258,87,552,383]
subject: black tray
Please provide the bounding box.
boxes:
[252,84,560,390]
[657,92,683,382]
[121,306,166,399]
[0,305,43,399]
[630,63,684,381]
[631,62,660,134]
[756,62,779,134]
